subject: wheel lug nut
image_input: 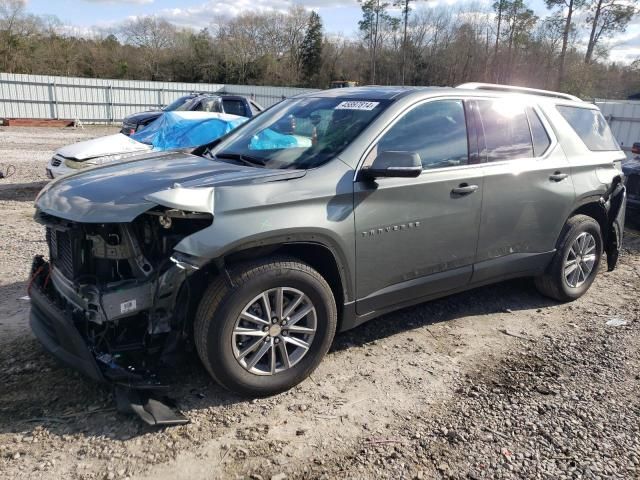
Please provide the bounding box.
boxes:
[282,331,288,337]
[274,338,280,344]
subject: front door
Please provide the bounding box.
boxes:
[354,98,484,315]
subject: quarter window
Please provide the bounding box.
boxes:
[222,98,249,117]
[526,107,551,156]
[377,100,469,169]
[477,100,533,161]
[556,106,619,151]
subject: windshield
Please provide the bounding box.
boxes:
[163,95,195,112]
[208,97,390,170]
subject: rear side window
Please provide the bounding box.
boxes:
[377,99,469,169]
[476,100,533,161]
[197,98,221,113]
[222,99,249,117]
[526,107,551,156]
[556,106,619,151]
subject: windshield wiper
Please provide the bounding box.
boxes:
[215,152,267,167]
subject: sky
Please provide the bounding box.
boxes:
[25,0,640,64]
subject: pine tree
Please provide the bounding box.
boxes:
[300,11,323,86]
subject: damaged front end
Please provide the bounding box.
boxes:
[601,176,627,271]
[29,207,212,424]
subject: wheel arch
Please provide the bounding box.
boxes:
[569,199,608,242]
[192,238,353,331]
[564,175,625,270]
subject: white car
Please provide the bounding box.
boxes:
[46,111,247,179]
[47,133,151,179]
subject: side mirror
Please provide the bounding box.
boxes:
[361,151,422,179]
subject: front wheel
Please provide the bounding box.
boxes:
[535,214,603,302]
[194,257,337,396]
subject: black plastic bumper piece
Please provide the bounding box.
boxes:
[29,285,106,384]
[29,266,189,426]
[115,387,189,426]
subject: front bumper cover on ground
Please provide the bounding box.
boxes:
[30,282,105,383]
[28,260,189,426]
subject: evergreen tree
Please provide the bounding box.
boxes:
[300,11,323,85]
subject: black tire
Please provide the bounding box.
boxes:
[535,214,603,302]
[194,256,337,396]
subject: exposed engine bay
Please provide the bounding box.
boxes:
[29,207,213,424]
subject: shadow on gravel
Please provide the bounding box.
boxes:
[0,180,47,201]
[624,213,640,251]
[0,276,556,440]
[0,280,31,340]
[1,227,637,440]
[2,216,637,438]
[331,277,556,353]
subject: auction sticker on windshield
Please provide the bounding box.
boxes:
[335,101,380,111]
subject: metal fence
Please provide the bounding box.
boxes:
[596,99,640,156]
[0,73,320,123]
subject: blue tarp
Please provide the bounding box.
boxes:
[131,111,248,150]
[249,128,313,150]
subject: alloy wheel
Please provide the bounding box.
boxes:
[563,232,597,288]
[232,287,317,375]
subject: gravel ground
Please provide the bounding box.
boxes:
[0,126,117,185]
[0,126,639,480]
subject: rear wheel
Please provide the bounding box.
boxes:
[535,214,602,302]
[194,257,337,396]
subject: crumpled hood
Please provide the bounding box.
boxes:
[56,133,152,161]
[36,152,305,223]
[622,158,640,175]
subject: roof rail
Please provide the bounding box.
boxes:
[456,82,582,102]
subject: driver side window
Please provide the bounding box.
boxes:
[378,100,469,169]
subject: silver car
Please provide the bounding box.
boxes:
[30,83,626,423]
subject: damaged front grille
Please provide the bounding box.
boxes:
[36,208,212,339]
[46,227,81,280]
[32,208,214,424]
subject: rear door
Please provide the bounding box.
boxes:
[354,98,484,314]
[472,98,576,283]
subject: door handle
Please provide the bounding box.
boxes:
[549,172,568,182]
[451,183,479,195]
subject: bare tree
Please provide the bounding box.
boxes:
[584,0,637,63]
[120,16,176,79]
[545,0,586,89]
[0,0,41,72]
[1,0,640,98]
[394,0,413,85]
[503,0,537,81]
[492,0,508,81]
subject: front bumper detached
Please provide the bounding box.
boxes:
[28,259,189,425]
[30,281,105,383]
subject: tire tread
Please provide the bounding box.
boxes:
[535,214,601,302]
[193,256,336,394]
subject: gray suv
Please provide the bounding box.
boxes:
[30,84,626,412]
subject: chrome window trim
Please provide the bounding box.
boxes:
[353,95,559,181]
[466,98,558,167]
